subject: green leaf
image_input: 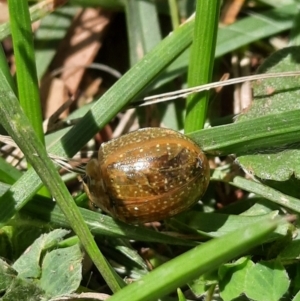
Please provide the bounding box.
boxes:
[0,259,17,291]
[1,276,44,301]
[279,235,300,262]
[240,202,276,216]
[263,177,300,199]
[188,277,206,297]
[12,229,70,278]
[290,263,300,297]
[40,244,82,298]
[188,272,218,298]
[219,257,254,301]
[2,230,82,300]
[259,0,294,7]
[245,260,290,301]
[235,46,300,181]
[0,228,13,262]
[292,291,300,301]
[2,222,50,262]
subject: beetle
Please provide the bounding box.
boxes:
[83,127,210,223]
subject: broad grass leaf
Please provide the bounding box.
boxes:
[236,46,300,180]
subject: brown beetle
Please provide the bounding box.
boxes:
[83,128,210,223]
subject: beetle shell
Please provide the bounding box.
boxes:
[83,128,210,223]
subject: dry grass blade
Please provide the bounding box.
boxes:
[139,71,300,106]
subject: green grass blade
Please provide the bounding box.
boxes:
[0,77,123,293]
[107,217,280,301]
[8,0,44,143]
[189,109,300,155]
[19,195,196,246]
[125,0,161,65]
[185,0,221,132]
[232,176,300,213]
[168,0,180,29]
[0,157,22,185]
[0,0,67,41]
[216,3,297,57]
[125,0,162,126]
[0,44,16,94]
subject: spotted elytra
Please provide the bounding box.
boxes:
[82,127,210,223]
